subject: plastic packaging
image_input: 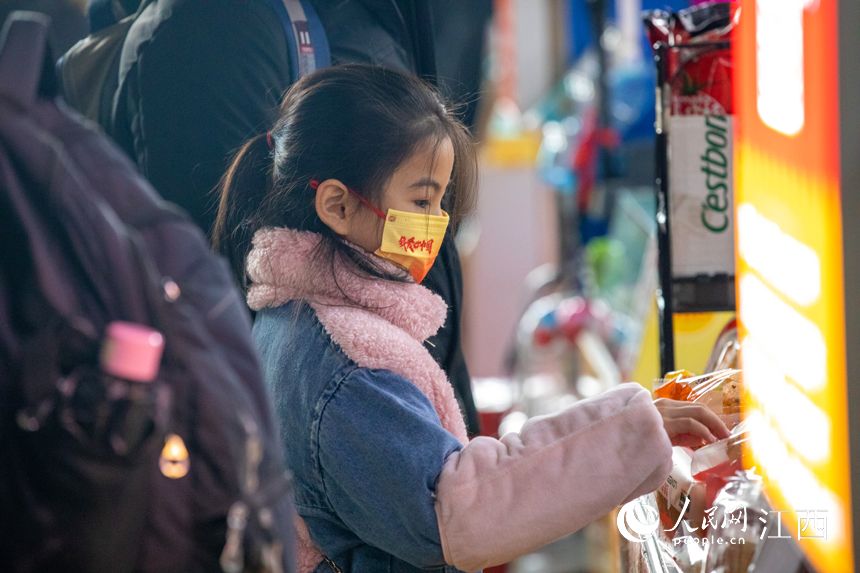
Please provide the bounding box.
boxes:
[691,420,751,522]
[652,373,748,539]
[644,2,738,115]
[655,446,707,531]
[703,471,769,572]
[691,419,749,479]
[705,320,740,372]
[649,432,761,573]
[654,368,742,430]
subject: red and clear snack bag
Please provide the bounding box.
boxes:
[691,420,751,513]
[652,371,746,540]
[655,446,708,532]
[654,422,751,547]
[654,368,743,431]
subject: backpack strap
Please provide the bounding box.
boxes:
[88,0,135,34]
[268,0,331,82]
[0,12,50,109]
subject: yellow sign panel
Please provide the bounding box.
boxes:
[737,145,852,572]
[735,0,853,571]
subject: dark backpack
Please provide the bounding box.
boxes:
[0,12,295,573]
[55,0,150,130]
[57,0,329,133]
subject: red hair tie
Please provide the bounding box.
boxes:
[266,131,274,150]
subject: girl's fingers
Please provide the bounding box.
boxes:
[673,404,731,439]
[664,417,716,444]
[670,432,709,449]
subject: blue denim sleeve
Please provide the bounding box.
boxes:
[316,367,464,569]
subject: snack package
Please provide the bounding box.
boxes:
[654,368,742,430]
[691,420,751,514]
[653,416,749,540]
[644,2,738,115]
[653,369,696,401]
[655,447,707,531]
[703,470,769,572]
[631,493,707,573]
[644,3,739,277]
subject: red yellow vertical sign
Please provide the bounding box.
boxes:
[735,0,853,571]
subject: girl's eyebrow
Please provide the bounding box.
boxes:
[409,177,442,192]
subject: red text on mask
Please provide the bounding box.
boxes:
[399,236,434,254]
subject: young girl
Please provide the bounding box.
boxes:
[213,64,729,573]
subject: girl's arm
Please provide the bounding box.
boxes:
[317,372,670,572]
[435,383,672,572]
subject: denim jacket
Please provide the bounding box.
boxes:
[254,302,466,573]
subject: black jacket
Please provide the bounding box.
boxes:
[111,0,480,435]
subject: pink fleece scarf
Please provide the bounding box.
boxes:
[246,228,468,572]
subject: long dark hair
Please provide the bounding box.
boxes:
[212,64,477,291]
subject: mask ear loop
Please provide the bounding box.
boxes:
[310,179,387,220]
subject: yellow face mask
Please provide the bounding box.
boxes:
[312,180,449,283]
[375,208,449,284]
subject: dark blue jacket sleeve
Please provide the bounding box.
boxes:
[315,367,463,569]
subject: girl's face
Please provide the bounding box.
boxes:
[341,137,455,254]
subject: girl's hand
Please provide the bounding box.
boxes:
[653,398,731,448]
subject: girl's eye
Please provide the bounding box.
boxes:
[414,200,431,209]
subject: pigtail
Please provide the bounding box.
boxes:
[211,133,273,291]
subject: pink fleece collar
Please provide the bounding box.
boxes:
[246,228,447,343]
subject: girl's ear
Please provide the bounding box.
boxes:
[315,179,356,236]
